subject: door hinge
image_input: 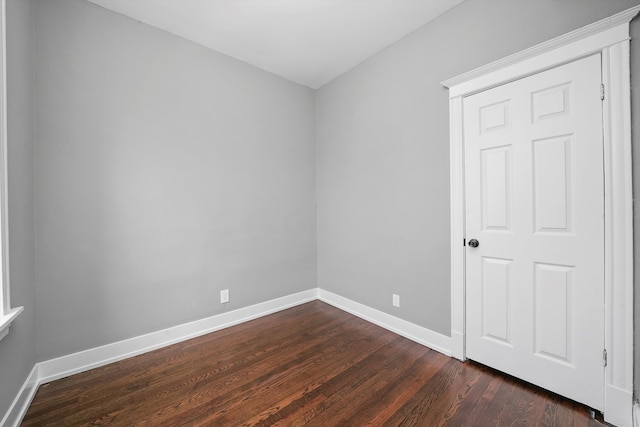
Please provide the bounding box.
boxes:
[602,349,607,367]
[600,84,605,101]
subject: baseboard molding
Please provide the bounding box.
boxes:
[3,287,633,427]
[4,287,455,425]
[605,384,633,427]
[37,288,319,384]
[3,288,455,425]
[0,288,318,426]
[317,289,452,356]
[1,365,39,427]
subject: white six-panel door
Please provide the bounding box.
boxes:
[463,54,605,410]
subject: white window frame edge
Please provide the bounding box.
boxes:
[0,0,22,343]
[441,6,639,427]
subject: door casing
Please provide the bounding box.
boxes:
[442,6,639,427]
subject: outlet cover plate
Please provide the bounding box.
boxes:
[392,294,400,307]
[220,289,229,304]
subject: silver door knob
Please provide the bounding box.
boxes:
[468,239,479,248]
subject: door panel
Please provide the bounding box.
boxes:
[481,256,512,345]
[464,54,604,410]
[533,262,573,363]
[532,135,572,232]
[481,146,511,231]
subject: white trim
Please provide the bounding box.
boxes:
[633,401,640,427]
[0,0,21,343]
[442,6,637,426]
[318,289,452,356]
[448,95,465,361]
[442,6,640,97]
[0,306,23,341]
[2,288,454,425]
[37,288,318,384]
[2,290,318,426]
[602,39,635,427]
[0,0,5,314]
[0,365,38,427]
[605,384,634,427]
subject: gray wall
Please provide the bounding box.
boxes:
[0,0,36,420]
[3,0,640,419]
[34,0,316,361]
[316,0,640,337]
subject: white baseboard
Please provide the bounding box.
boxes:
[605,384,633,427]
[317,289,452,356]
[1,288,318,427]
[1,365,39,427]
[38,288,319,384]
[3,287,456,426]
[12,288,636,427]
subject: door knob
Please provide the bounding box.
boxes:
[468,239,479,248]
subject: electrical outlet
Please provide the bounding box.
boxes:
[393,294,400,308]
[220,289,229,304]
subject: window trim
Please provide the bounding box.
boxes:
[0,0,23,343]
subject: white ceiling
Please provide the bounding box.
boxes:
[86,0,463,89]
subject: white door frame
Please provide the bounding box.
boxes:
[442,6,639,427]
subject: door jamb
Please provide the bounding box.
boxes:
[441,6,639,426]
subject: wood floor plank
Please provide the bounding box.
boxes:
[25,304,339,423]
[22,301,604,426]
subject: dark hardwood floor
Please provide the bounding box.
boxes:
[22,301,603,426]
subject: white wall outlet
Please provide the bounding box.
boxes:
[220,289,229,304]
[392,294,400,308]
